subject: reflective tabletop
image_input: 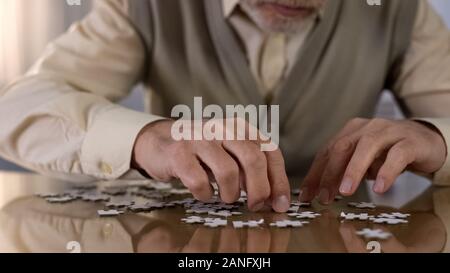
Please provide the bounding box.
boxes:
[0,171,448,253]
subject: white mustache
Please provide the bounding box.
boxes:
[251,0,326,9]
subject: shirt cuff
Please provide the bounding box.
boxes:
[81,106,165,179]
[413,117,450,186]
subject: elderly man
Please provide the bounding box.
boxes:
[0,0,449,213]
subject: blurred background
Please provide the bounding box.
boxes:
[0,0,449,172]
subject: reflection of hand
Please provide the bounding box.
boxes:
[299,118,446,204]
[339,213,446,253]
[136,214,291,253]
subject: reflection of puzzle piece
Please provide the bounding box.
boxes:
[377,212,410,219]
[348,202,376,209]
[204,218,227,228]
[356,228,392,240]
[233,219,264,228]
[97,209,124,217]
[340,212,371,221]
[288,211,321,219]
[208,210,242,217]
[45,196,76,204]
[269,220,309,228]
[335,195,343,200]
[370,217,408,225]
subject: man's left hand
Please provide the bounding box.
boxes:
[299,118,447,204]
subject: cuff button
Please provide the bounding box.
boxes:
[100,162,113,175]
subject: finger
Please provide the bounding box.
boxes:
[339,130,404,196]
[299,118,368,201]
[367,155,386,180]
[196,142,240,203]
[373,140,415,194]
[172,152,213,202]
[265,149,291,212]
[317,138,355,204]
[223,140,271,212]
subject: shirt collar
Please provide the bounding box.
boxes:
[223,0,240,18]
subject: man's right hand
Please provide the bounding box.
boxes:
[132,119,290,212]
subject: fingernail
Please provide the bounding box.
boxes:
[252,201,265,212]
[319,188,330,204]
[373,178,385,193]
[339,178,353,194]
[299,187,308,201]
[273,195,290,212]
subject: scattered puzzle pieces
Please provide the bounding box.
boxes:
[340,212,372,221]
[97,209,124,217]
[287,206,299,213]
[169,188,191,195]
[181,216,206,224]
[208,210,242,217]
[81,194,110,202]
[45,196,77,204]
[288,211,321,219]
[233,219,264,228]
[290,201,311,207]
[269,220,309,228]
[204,218,228,228]
[106,200,135,209]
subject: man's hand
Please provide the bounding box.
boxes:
[132,119,290,212]
[299,118,447,204]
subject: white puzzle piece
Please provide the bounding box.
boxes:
[288,211,321,219]
[340,212,372,221]
[232,219,264,228]
[97,209,124,217]
[269,220,309,228]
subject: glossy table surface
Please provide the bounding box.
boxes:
[0,171,448,253]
